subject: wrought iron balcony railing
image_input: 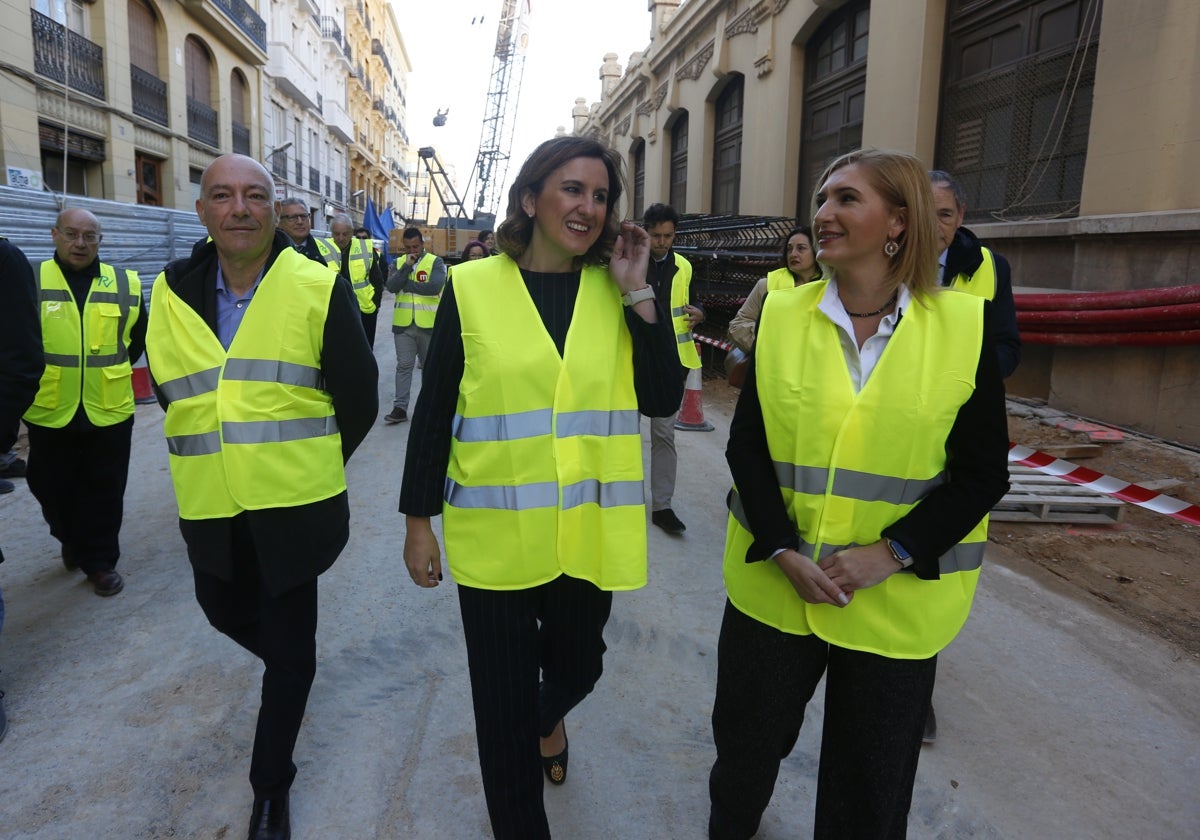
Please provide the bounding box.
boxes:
[232,121,250,155]
[32,11,105,100]
[186,97,218,148]
[131,64,168,126]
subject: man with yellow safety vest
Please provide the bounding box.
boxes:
[930,170,1021,379]
[642,203,703,536]
[327,214,380,340]
[353,225,387,345]
[24,209,146,597]
[145,154,377,840]
[383,226,446,424]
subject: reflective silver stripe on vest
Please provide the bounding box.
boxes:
[562,479,643,509]
[676,331,694,345]
[727,487,983,574]
[43,352,80,367]
[85,350,129,367]
[157,367,221,402]
[88,291,124,304]
[556,409,640,438]
[453,408,552,443]
[671,306,686,317]
[222,415,339,444]
[223,358,324,391]
[773,462,944,506]
[40,289,73,302]
[412,302,439,312]
[444,478,559,510]
[167,430,221,457]
[773,462,831,495]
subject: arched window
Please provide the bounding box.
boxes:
[798,0,869,218]
[937,0,1101,220]
[669,111,689,211]
[712,75,744,214]
[184,36,217,148]
[128,0,166,126]
[630,138,646,220]
[231,69,250,155]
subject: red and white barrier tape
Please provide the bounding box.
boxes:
[693,333,734,352]
[1008,443,1200,526]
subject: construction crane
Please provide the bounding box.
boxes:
[471,0,529,221]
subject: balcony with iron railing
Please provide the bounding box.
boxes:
[295,158,303,184]
[371,39,392,77]
[130,64,168,126]
[31,11,106,100]
[271,154,288,181]
[309,166,320,193]
[335,181,343,203]
[320,15,342,45]
[186,97,219,148]
[179,0,266,62]
[232,120,250,155]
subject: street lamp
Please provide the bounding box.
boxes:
[264,141,293,162]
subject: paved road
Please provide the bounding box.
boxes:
[1,327,1197,839]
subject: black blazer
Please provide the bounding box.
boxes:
[151,231,379,594]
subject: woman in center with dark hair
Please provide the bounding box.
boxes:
[399,136,683,839]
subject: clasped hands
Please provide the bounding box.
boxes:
[774,539,902,607]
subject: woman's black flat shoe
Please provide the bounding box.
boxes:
[541,723,569,785]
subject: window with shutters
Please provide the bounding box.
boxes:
[711,75,744,214]
[669,112,688,212]
[184,37,217,147]
[798,1,869,219]
[631,139,645,220]
[936,0,1102,221]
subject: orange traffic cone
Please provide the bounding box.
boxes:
[132,357,156,405]
[674,366,714,432]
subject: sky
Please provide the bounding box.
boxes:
[393,0,653,222]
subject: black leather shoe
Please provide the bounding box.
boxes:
[540,720,569,786]
[248,797,290,840]
[87,569,124,597]
[652,508,686,535]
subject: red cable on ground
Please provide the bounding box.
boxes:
[1008,443,1200,526]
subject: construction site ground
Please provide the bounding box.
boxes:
[0,326,1197,838]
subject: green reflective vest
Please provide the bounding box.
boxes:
[25,261,141,428]
[393,251,440,328]
[723,281,989,659]
[320,238,376,315]
[443,255,647,591]
[668,252,701,369]
[948,247,997,301]
[146,249,345,520]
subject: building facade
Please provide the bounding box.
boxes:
[577,0,1200,445]
[0,0,409,229]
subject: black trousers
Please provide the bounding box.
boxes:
[457,575,614,840]
[192,516,319,802]
[26,416,133,574]
[361,310,379,348]
[709,600,936,840]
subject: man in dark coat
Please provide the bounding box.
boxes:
[146,154,377,840]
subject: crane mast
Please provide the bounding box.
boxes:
[473,0,528,219]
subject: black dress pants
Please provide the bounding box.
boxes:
[709,599,936,840]
[457,574,614,840]
[26,416,133,574]
[192,515,319,802]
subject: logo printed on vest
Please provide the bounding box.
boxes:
[417,270,429,282]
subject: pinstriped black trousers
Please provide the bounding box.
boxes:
[709,599,936,840]
[457,574,614,840]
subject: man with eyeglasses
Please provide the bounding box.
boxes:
[275,198,325,263]
[23,208,146,597]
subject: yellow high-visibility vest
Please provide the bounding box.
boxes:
[766,266,796,293]
[443,255,647,591]
[723,281,988,659]
[948,247,997,301]
[25,261,141,428]
[322,238,376,314]
[393,251,440,328]
[146,249,345,520]
[667,252,701,369]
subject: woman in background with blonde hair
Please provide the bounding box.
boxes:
[709,149,1009,839]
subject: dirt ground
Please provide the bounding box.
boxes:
[702,378,1200,659]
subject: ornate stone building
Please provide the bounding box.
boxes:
[577,0,1200,445]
